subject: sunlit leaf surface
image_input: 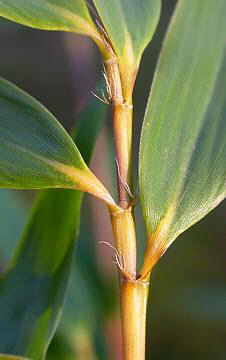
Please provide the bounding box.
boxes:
[0,0,97,36]
[139,0,226,266]
[0,77,111,204]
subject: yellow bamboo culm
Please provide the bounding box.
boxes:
[110,207,136,279]
[94,25,150,360]
[120,280,149,360]
[110,206,150,360]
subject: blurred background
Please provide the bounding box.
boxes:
[0,1,226,359]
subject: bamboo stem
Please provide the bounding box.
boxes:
[110,207,136,279]
[103,54,133,209]
[101,35,148,360]
[93,25,149,360]
[109,207,150,360]
[120,279,149,360]
[112,103,133,209]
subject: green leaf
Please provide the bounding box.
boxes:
[0,96,107,359]
[92,0,161,96]
[0,190,27,261]
[0,77,113,205]
[93,0,161,59]
[0,0,98,37]
[139,0,226,268]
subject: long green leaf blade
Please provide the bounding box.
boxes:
[0,77,86,189]
[139,0,226,267]
[93,0,161,95]
[0,77,112,205]
[0,0,98,36]
[0,96,107,359]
